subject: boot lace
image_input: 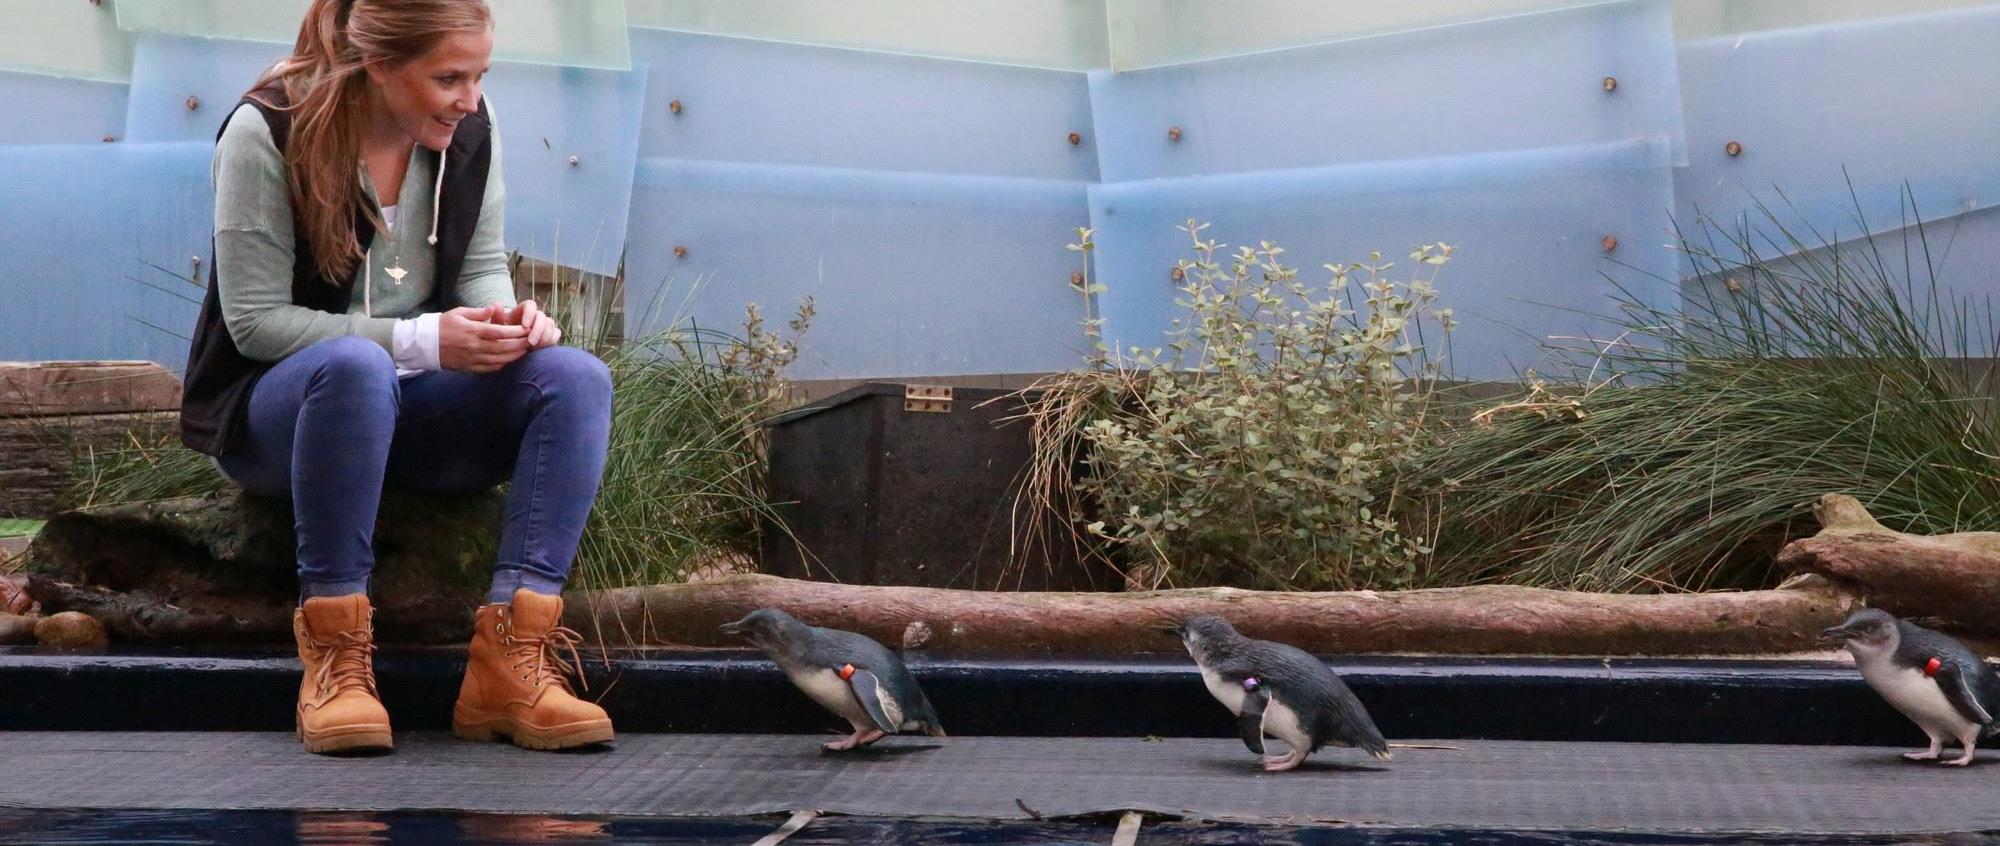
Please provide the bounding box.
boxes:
[502,618,589,694]
[306,629,379,700]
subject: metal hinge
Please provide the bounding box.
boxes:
[903,385,953,413]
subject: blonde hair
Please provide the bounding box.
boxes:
[253,0,491,284]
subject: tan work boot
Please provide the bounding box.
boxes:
[293,594,393,754]
[452,589,613,750]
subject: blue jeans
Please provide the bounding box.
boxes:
[217,336,613,603]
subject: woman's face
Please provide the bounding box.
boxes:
[365,27,494,151]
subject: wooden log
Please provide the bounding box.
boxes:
[563,573,1858,655]
[0,411,178,517]
[0,361,184,518]
[1777,493,2000,632]
[19,488,1862,654]
[0,361,181,418]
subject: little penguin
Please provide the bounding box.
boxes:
[720,608,945,751]
[1169,615,1389,771]
[1823,608,2000,766]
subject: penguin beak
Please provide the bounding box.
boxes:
[1820,624,1853,644]
[718,616,751,636]
[1156,623,1186,640]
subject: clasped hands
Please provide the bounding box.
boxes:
[440,300,562,373]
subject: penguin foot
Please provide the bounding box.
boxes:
[1260,751,1306,772]
[1903,750,1943,761]
[824,728,888,751]
[1943,754,1977,767]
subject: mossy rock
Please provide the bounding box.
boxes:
[24,489,504,644]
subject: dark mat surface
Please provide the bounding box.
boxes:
[3,732,1997,835]
[0,650,1928,746]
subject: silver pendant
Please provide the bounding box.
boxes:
[385,265,407,285]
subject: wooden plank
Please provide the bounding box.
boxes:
[0,361,182,418]
[0,411,179,518]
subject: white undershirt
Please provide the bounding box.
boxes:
[378,202,442,377]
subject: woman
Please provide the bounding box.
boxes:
[180,0,614,754]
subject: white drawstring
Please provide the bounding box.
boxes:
[427,146,445,246]
[364,144,445,316]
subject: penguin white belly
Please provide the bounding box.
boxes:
[1261,696,1314,753]
[1859,659,1977,737]
[786,666,872,729]
[1199,666,1248,715]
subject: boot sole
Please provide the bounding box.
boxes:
[296,718,394,754]
[452,704,613,750]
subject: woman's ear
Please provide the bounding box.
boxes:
[359,60,390,92]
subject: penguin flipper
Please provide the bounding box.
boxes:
[1237,688,1270,755]
[1935,660,1996,726]
[845,669,902,734]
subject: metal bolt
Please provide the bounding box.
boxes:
[1170,266,1186,281]
[567,155,579,167]
[191,256,203,271]
[673,246,688,259]
[1725,140,1743,157]
[1167,126,1183,142]
[184,95,200,111]
[1601,235,1618,252]
[1068,132,1082,146]
[668,99,683,115]
[1602,76,1618,92]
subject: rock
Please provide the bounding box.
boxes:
[0,611,37,644]
[34,611,106,648]
[24,489,505,645]
[0,535,30,563]
[2,573,36,615]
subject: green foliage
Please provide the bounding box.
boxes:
[1026,222,1453,590]
[1415,192,2000,591]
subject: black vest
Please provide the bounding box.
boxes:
[180,80,493,456]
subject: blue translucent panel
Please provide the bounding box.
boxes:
[0,143,214,371]
[1088,1,1682,182]
[1088,139,1678,382]
[1673,0,2000,40]
[624,158,1094,379]
[483,61,648,277]
[484,0,631,70]
[114,0,632,71]
[0,0,134,83]
[1675,6,2000,263]
[122,35,284,144]
[123,35,644,277]
[626,0,1110,71]
[631,29,1099,182]
[0,72,129,145]
[1680,206,2000,357]
[1106,0,1604,71]
[111,0,307,44]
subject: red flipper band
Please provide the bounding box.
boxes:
[838,663,856,680]
[1925,657,1942,677]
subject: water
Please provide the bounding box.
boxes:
[2,811,1997,846]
